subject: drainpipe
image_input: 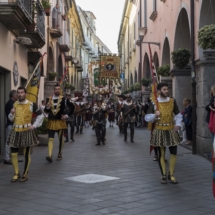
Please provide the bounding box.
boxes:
[191,0,197,154]
[46,0,50,77]
[125,16,129,87]
[139,0,142,101]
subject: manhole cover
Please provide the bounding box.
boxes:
[64,174,120,184]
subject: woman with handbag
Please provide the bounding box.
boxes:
[182,98,192,145]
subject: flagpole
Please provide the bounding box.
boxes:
[25,52,47,88]
[25,60,41,88]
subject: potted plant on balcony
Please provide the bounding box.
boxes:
[41,0,51,16]
[62,14,67,21]
[70,86,76,92]
[64,82,72,89]
[134,82,141,91]
[129,85,134,92]
[141,78,151,88]
[48,72,57,81]
[157,64,170,77]
[198,24,215,50]
[171,48,191,69]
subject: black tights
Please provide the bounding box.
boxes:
[124,122,134,136]
[95,123,105,141]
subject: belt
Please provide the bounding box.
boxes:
[13,123,31,129]
[156,122,174,126]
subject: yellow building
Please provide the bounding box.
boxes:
[68,0,85,92]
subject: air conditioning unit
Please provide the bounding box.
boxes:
[14,37,32,45]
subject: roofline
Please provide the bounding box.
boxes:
[117,0,129,49]
[72,0,85,43]
[95,36,112,53]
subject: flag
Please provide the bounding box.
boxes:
[148,44,159,155]
[26,57,44,103]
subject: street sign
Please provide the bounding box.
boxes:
[120,73,125,80]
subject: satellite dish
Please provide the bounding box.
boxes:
[14,37,32,45]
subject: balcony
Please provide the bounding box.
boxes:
[19,0,45,48]
[0,0,32,35]
[75,57,83,70]
[50,8,62,39]
[59,29,70,52]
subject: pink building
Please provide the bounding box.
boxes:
[118,0,215,155]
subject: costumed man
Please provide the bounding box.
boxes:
[74,97,86,134]
[145,83,182,184]
[64,93,76,142]
[108,101,115,127]
[116,94,124,134]
[92,97,107,146]
[122,94,137,143]
[7,86,44,182]
[45,84,72,163]
[85,101,92,128]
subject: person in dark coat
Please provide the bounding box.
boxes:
[182,98,192,145]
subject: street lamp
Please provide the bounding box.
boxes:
[137,27,160,48]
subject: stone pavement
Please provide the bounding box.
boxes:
[0,125,214,215]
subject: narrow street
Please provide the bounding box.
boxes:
[0,126,214,215]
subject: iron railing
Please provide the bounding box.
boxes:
[35,0,45,40]
[0,0,33,21]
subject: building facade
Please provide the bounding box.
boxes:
[0,0,46,154]
[78,6,111,88]
[118,0,215,155]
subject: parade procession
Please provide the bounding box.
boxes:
[1,0,215,214]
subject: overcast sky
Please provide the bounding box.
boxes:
[76,0,125,53]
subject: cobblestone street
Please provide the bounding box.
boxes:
[0,126,214,215]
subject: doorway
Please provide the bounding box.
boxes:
[0,67,11,155]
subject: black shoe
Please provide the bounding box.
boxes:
[65,139,68,143]
[4,160,12,165]
[124,135,127,141]
[95,143,101,146]
[46,156,53,163]
[71,135,75,142]
[18,159,23,163]
[75,127,79,134]
[153,156,158,161]
[161,175,167,184]
[57,154,62,161]
[130,136,134,143]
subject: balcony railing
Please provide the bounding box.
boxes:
[59,28,70,52]
[19,0,45,48]
[0,0,33,35]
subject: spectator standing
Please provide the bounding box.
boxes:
[41,100,46,110]
[205,86,215,159]
[182,98,192,145]
[52,4,60,29]
[4,90,18,164]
